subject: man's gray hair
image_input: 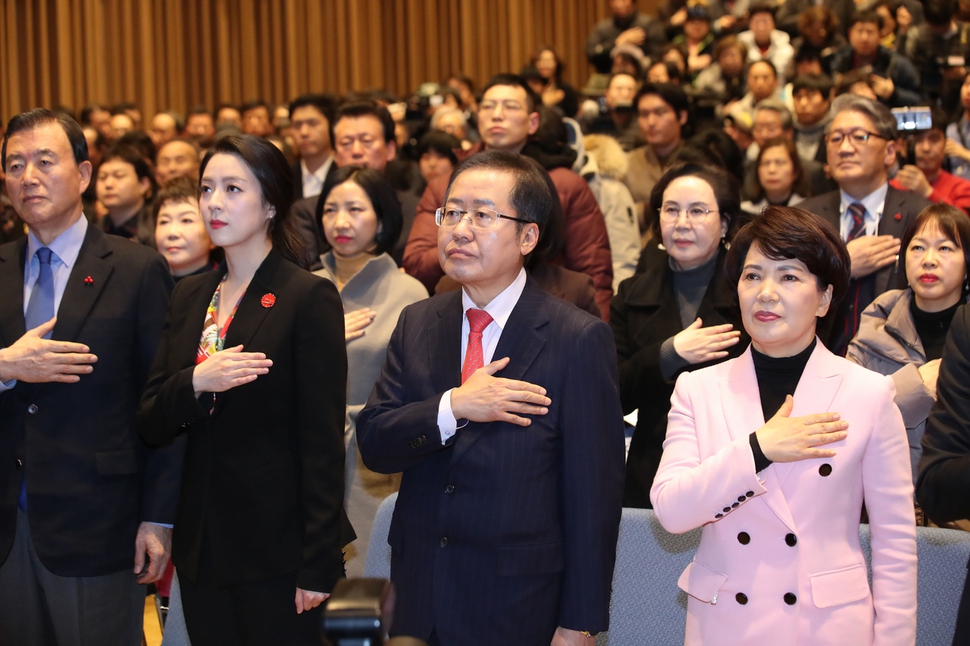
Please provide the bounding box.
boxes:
[754,99,794,131]
[430,106,467,131]
[825,94,897,140]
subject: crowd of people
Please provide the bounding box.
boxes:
[6,0,970,644]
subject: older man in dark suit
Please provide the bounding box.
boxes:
[357,151,625,646]
[0,109,180,644]
[799,94,933,354]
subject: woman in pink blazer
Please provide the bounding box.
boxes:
[651,206,917,645]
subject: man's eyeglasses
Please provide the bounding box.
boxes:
[658,205,719,224]
[435,207,531,230]
[824,128,889,147]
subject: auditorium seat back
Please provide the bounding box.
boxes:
[364,496,970,645]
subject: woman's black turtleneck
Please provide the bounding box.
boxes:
[748,338,818,472]
[911,299,961,362]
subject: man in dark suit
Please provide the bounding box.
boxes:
[357,151,625,646]
[799,94,933,354]
[290,101,422,269]
[289,93,338,201]
[0,109,180,644]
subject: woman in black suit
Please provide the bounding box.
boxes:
[138,135,348,645]
[611,162,749,508]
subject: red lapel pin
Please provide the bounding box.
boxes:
[83,275,93,285]
[894,213,902,221]
[260,293,276,308]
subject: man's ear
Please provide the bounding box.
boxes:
[884,139,897,169]
[527,111,540,136]
[678,110,688,126]
[386,140,397,163]
[519,222,540,256]
[78,160,93,194]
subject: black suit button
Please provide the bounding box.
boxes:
[819,463,833,477]
[785,533,797,547]
[736,593,748,605]
[27,404,38,415]
[731,502,740,508]
[444,485,455,494]
[15,459,23,470]
[737,495,746,502]
[746,491,754,497]
[784,593,797,605]
[715,513,724,519]
[723,507,731,513]
[439,537,449,547]
[737,532,750,545]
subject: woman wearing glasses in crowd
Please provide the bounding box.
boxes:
[313,166,427,577]
[652,206,916,645]
[610,162,748,508]
[138,135,350,645]
[847,204,970,487]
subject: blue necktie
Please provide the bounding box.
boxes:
[19,247,55,511]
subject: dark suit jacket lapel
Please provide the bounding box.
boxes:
[449,279,548,469]
[428,292,463,395]
[812,192,841,231]
[0,239,28,346]
[623,247,684,344]
[53,226,113,343]
[875,187,911,293]
[878,187,910,240]
[223,250,282,350]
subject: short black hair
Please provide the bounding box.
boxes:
[849,9,884,31]
[187,105,212,119]
[315,165,404,257]
[445,150,553,233]
[792,73,834,97]
[726,205,851,311]
[288,94,338,126]
[101,144,154,185]
[635,82,690,117]
[748,1,777,20]
[116,130,157,166]
[79,104,108,126]
[331,101,396,146]
[2,108,89,172]
[417,131,461,166]
[482,73,541,114]
[748,59,778,79]
[113,101,138,114]
[240,100,270,115]
[924,0,957,26]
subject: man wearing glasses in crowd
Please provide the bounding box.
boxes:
[403,74,613,319]
[800,94,933,354]
[358,150,625,646]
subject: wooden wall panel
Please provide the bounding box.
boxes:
[0,0,621,122]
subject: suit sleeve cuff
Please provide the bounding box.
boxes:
[438,389,459,444]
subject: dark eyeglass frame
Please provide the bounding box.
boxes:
[434,206,532,229]
[824,128,890,147]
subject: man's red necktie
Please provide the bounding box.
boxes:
[461,308,493,384]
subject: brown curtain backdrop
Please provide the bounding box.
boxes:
[0,0,661,122]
